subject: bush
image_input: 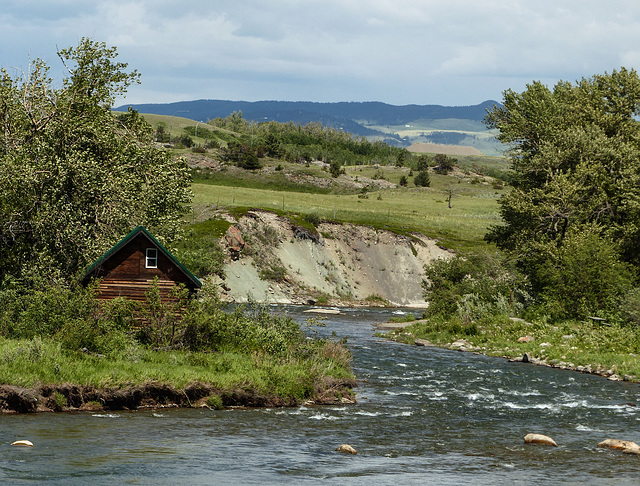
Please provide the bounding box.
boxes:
[536,227,635,320]
[414,170,430,187]
[423,252,531,320]
[304,213,321,227]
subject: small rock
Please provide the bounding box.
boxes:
[517,336,534,343]
[598,439,640,454]
[336,444,357,455]
[451,339,471,350]
[540,342,551,347]
[415,339,432,347]
[524,433,558,447]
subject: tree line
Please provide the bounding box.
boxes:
[425,68,640,325]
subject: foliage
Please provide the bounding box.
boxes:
[415,155,431,171]
[432,154,456,174]
[173,218,229,278]
[0,277,353,394]
[535,226,634,319]
[0,39,192,284]
[209,113,409,167]
[413,170,431,187]
[423,252,531,321]
[485,68,640,319]
[329,159,344,178]
[221,140,262,170]
[0,281,137,356]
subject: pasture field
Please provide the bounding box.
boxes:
[192,168,504,253]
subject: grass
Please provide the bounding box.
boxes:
[192,168,503,253]
[0,336,353,400]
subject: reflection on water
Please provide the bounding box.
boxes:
[2,306,640,484]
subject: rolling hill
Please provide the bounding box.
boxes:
[115,99,503,155]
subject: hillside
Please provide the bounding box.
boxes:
[115,99,503,155]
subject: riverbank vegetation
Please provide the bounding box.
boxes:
[0,39,354,412]
[383,69,640,381]
[0,279,354,412]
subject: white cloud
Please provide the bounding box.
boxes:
[3,0,640,106]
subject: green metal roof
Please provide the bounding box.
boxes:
[83,226,202,289]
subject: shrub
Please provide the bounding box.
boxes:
[423,252,531,320]
[536,227,635,320]
[414,170,430,187]
[304,213,321,227]
[206,394,224,410]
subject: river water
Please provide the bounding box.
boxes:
[2,306,640,485]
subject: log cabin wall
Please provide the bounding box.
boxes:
[90,234,194,303]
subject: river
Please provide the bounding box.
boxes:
[2,306,640,484]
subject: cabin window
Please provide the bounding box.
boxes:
[146,248,158,268]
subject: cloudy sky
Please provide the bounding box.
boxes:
[2,1,640,107]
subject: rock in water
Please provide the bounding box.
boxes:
[336,444,357,455]
[598,439,640,454]
[524,433,558,447]
[11,440,34,447]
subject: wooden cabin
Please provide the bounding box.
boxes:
[83,226,201,303]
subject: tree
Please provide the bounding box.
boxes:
[0,39,192,284]
[413,170,430,187]
[415,155,430,171]
[485,68,640,315]
[433,154,455,174]
[329,159,343,178]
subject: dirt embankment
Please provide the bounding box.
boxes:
[218,210,453,307]
[0,377,357,414]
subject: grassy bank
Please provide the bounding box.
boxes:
[382,316,640,381]
[0,282,355,413]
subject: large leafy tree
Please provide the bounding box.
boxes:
[485,68,640,317]
[0,39,192,284]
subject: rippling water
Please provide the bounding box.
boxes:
[2,306,640,484]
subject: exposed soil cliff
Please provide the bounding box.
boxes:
[218,210,453,307]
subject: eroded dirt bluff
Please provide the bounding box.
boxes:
[217,210,453,307]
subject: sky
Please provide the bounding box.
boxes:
[2,0,640,107]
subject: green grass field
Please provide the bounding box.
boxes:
[192,169,504,252]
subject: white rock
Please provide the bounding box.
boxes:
[598,439,640,453]
[524,433,557,447]
[336,444,357,455]
[11,440,34,447]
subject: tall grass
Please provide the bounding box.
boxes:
[0,281,354,402]
[0,337,352,396]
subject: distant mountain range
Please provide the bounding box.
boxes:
[115,99,502,153]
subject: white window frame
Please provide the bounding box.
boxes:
[145,248,158,268]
